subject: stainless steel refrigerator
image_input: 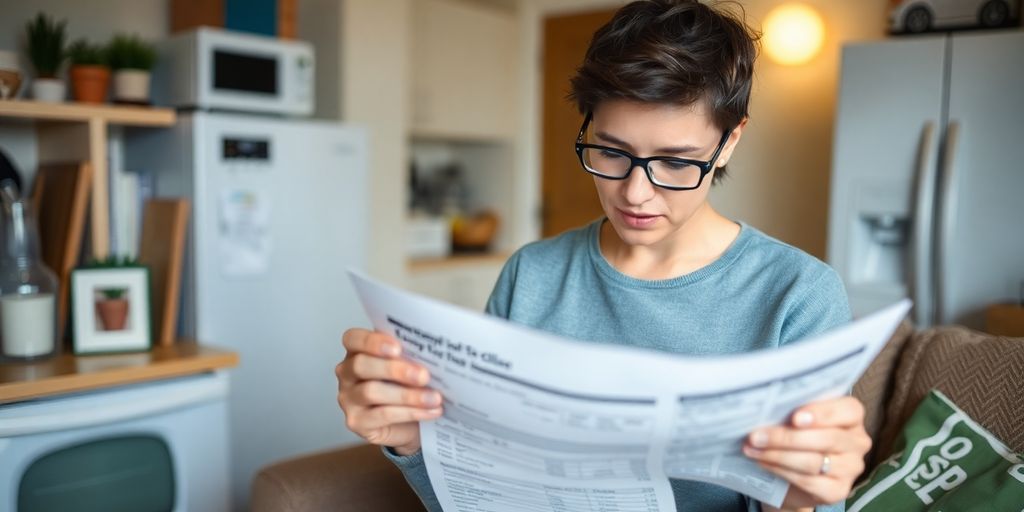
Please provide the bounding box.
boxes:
[827,30,1024,328]
[126,111,368,509]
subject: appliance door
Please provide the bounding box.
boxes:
[828,37,947,321]
[936,31,1024,327]
[190,112,367,507]
[0,372,229,512]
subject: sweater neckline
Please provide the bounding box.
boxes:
[586,218,753,289]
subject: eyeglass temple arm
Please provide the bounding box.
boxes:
[707,129,733,169]
[576,112,593,143]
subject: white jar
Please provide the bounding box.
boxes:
[0,183,59,361]
[0,50,23,99]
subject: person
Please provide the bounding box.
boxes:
[335,1,870,510]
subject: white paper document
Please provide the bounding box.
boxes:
[350,271,911,511]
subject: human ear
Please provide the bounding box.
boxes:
[716,117,748,168]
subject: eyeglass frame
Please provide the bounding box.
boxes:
[573,112,733,191]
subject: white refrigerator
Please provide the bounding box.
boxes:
[827,31,1024,329]
[127,111,368,509]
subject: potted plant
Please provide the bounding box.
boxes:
[67,39,110,104]
[107,34,156,105]
[96,287,130,331]
[84,255,140,331]
[24,13,67,102]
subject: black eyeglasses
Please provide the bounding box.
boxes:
[574,112,732,191]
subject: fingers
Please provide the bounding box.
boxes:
[346,352,430,386]
[791,396,866,429]
[348,405,443,432]
[342,329,402,359]
[348,380,443,408]
[742,446,865,478]
[748,425,871,454]
[754,461,852,505]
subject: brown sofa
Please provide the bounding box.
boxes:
[251,322,1024,512]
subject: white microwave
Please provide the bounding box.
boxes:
[154,28,314,116]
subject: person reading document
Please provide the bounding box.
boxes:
[335,1,870,510]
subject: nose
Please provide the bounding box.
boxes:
[621,163,657,205]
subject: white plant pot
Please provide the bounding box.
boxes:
[32,78,66,103]
[113,69,151,104]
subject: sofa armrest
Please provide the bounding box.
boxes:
[875,326,1024,461]
[251,443,426,512]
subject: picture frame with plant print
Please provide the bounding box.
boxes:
[70,256,151,354]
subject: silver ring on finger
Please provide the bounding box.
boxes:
[819,454,831,475]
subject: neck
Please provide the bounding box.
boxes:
[599,202,740,280]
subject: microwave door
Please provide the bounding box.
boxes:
[212,49,279,97]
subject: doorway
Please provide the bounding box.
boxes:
[540,9,617,237]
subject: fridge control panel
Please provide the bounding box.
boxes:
[222,138,270,161]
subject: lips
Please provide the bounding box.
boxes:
[617,208,661,228]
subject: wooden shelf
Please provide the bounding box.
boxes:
[0,99,176,126]
[0,342,238,404]
[0,99,178,259]
[408,251,510,272]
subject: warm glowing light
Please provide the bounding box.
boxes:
[762,3,825,66]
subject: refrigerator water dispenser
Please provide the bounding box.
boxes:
[851,213,909,286]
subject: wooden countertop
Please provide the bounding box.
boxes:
[408,251,511,272]
[0,342,238,404]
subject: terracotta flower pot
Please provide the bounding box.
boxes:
[70,65,110,104]
[96,298,129,331]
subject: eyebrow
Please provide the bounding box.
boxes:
[594,131,703,155]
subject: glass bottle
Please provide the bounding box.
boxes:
[0,180,59,361]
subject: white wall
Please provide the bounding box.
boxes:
[0,0,167,54]
[338,0,411,287]
[0,0,167,179]
[297,0,342,121]
[712,0,892,259]
[517,0,891,259]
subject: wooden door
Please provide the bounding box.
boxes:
[541,9,617,237]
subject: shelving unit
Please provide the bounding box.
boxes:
[0,99,177,259]
[407,250,511,273]
[404,0,520,291]
[0,341,238,404]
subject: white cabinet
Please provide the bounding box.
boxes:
[406,258,506,311]
[410,0,518,140]
[404,0,521,308]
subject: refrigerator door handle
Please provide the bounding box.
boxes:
[909,121,938,327]
[935,121,961,325]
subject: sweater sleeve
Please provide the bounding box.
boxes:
[380,446,443,512]
[779,266,852,346]
[770,266,850,512]
[484,249,521,319]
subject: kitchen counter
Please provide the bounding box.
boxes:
[0,341,238,404]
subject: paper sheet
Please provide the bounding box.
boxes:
[218,189,271,276]
[350,271,911,511]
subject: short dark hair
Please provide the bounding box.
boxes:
[569,0,759,183]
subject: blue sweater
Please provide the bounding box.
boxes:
[385,219,851,511]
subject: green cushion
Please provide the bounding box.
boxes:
[847,390,1024,511]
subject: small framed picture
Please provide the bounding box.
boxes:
[71,266,151,354]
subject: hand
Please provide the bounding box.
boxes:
[742,396,872,511]
[335,328,443,455]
